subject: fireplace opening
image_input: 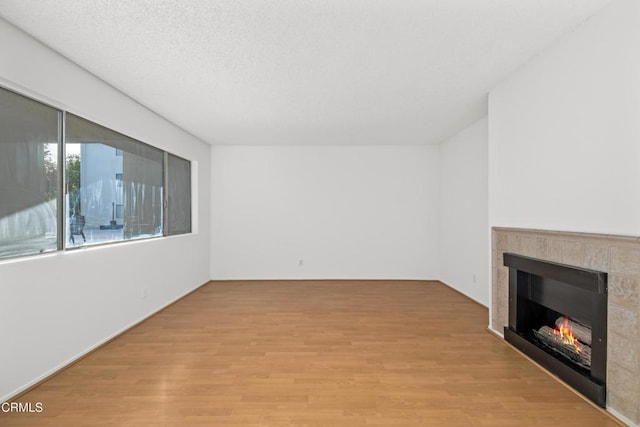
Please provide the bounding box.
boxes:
[503,253,607,407]
[533,315,592,370]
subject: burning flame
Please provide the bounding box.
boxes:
[552,317,582,352]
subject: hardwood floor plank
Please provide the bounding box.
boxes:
[1,280,621,426]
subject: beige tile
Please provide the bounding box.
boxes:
[608,362,640,399]
[608,304,639,340]
[608,275,639,309]
[610,246,640,278]
[493,304,501,325]
[541,238,562,263]
[496,232,508,254]
[497,265,508,289]
[491,273,499,309]
[492,308,503,331]
[530,236,546,260]
[583,244,609,272]
[491,266,498,289]
[535,237,562,262]
[491,258,498,329]
[502,285,510,325]
[608,362,640,423]
[497,290,508,327]
[561,240,584,267]
[519,235,538,257]
[607,391,639,424]
[491,259,509,330]
[498,288,509,311]
[499,305,508,329]
[507,234,521,253]
[608,332,639,373]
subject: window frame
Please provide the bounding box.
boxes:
[0,84,193,261]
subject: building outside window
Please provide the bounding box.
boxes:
[66,113,163,246]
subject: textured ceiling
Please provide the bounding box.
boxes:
[0,0,612,146]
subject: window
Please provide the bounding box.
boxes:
[0,87,60,259]
[66,113,164,246]
[0,86,192,259]
[165,154,192,236]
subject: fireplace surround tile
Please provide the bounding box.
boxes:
[608,363,638,400]
[496,232,507,254]
[608,275,639,309]
[584,244,609,271]
[538,237,562,263]
[532,237,547,258]
[608,363,640,422]
[492,227,640,424]
[610,246,640,278]
[608,391,639,424]
[519,235,539,257]
[561,240,584,266]
[609,331,639,373]
[491,263,509,331]
[608,305,639,340]
[507,233,520,253]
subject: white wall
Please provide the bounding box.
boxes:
[489,0,640,236]
[0,19,211,401]
[439,117,489,306]
[211,145,440,280]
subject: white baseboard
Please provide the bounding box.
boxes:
[1,281,207,403]
[606,407,637,427]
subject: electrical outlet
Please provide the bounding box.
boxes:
[472,274,477,283]
[298,259,304,267]
[142,287,149,299]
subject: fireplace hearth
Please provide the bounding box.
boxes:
[503,253,607,407]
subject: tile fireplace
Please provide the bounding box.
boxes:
[492,227,640,424]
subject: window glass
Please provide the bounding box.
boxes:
[166,154,191,235]
[65,113,163,246]
[0,88,192,260]
[0,87,60,259]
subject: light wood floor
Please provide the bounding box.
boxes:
[1,280,620,426]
